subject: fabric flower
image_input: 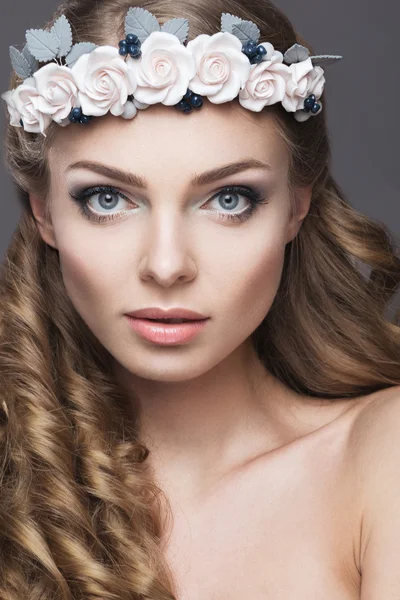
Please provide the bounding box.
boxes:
[71,46,137,117]
[238,49,290,112]
[33,63,78,123]
[9,78,52,134]
[1,89,22,127]
[126,31,196,106]
[282,58,325,112]
[187,32,251,103]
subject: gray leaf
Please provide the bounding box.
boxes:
[160,18,189,43]
[125,7,160,43]
[310,54,343,67]
[51,15,73,58]
[25,29,60,62]
[232,21,260,44]
[221,13,243,34]
[65,42,97,67]
[283,44,310,65]
[22,44,39,73]
[10,46,32,79]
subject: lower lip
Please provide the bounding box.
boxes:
[125,316,209,345]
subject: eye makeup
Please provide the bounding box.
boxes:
[68,183,270,225]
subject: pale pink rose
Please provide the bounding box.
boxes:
[33,63,78,123]
[1,90,22,127]
[71,46,137,117]
[187,32,251,103]
[282,58,326,112]
[238,51,290,112]
[127,31,196,106]
[11,77,52,134]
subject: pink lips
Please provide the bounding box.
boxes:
[126,306,208,320]
[125,316,209,345]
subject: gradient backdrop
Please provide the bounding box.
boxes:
[1,0,399,314]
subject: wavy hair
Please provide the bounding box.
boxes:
[0,0,399,598]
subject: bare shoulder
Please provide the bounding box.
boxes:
[346,384,400,582]
[347,384,400,464]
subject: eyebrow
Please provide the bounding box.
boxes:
[65,158,272,189]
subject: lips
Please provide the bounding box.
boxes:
[125,307,209,321]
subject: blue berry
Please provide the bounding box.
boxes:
[119,40,128,48]
[311,102,321,114]
[128,44,141,58]
[183,105,192,114]
[250,54,264,64]
[119,47,128,56]
[176,99,191,112]
[183,89,193,100]
[126,33,139,45]
[242,40,257,58]
[304,94,316,110]
[72,107,82,118]
[80,115,91,124]
[256,45,267,57]
[190,94,203,108]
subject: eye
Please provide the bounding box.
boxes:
[69,186,132,222]
[69,184,269,224]
[204,186,268,223]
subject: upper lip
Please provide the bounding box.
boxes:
[126,307,209,320]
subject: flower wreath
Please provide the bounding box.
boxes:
[1,8,342,136]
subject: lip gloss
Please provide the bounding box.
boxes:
[125,316,209,345]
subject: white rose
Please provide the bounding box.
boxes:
[11,77,52,134]
[1,89,22,127]
[126,31,196,106]
[282,58,326,112]
[71,46,137,117]
[33,63,78,123]
[187,32,251,103]
[238,50,290,112]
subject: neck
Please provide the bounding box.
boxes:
[112,338,306,502]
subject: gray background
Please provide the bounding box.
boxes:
[1,0,399,261]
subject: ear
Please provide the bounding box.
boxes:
[29,192,58,249]
[285,184,312,244]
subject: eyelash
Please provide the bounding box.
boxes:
[69,184,269,224]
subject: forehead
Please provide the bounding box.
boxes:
[47,102,289,184]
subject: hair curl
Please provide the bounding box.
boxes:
[0,0,399,598]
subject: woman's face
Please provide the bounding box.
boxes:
[32,102,310,382]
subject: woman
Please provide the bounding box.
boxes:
[0,0,399,598]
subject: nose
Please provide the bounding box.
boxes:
[138,212,198,287]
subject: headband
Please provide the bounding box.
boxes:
[1,7,342,136]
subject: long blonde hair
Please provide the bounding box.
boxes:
[1,0,399,598]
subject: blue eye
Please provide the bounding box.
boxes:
[69,184,269,224]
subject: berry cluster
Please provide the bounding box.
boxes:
[303,94,321,115]
[119,33,142,58]
[68,107,93,124]
[176,89,204,113]
[242,40,268,64]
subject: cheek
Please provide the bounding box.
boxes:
[57,245,116,325]
[212,232,286,328]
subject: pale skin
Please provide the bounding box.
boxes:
[29,100,400,599]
